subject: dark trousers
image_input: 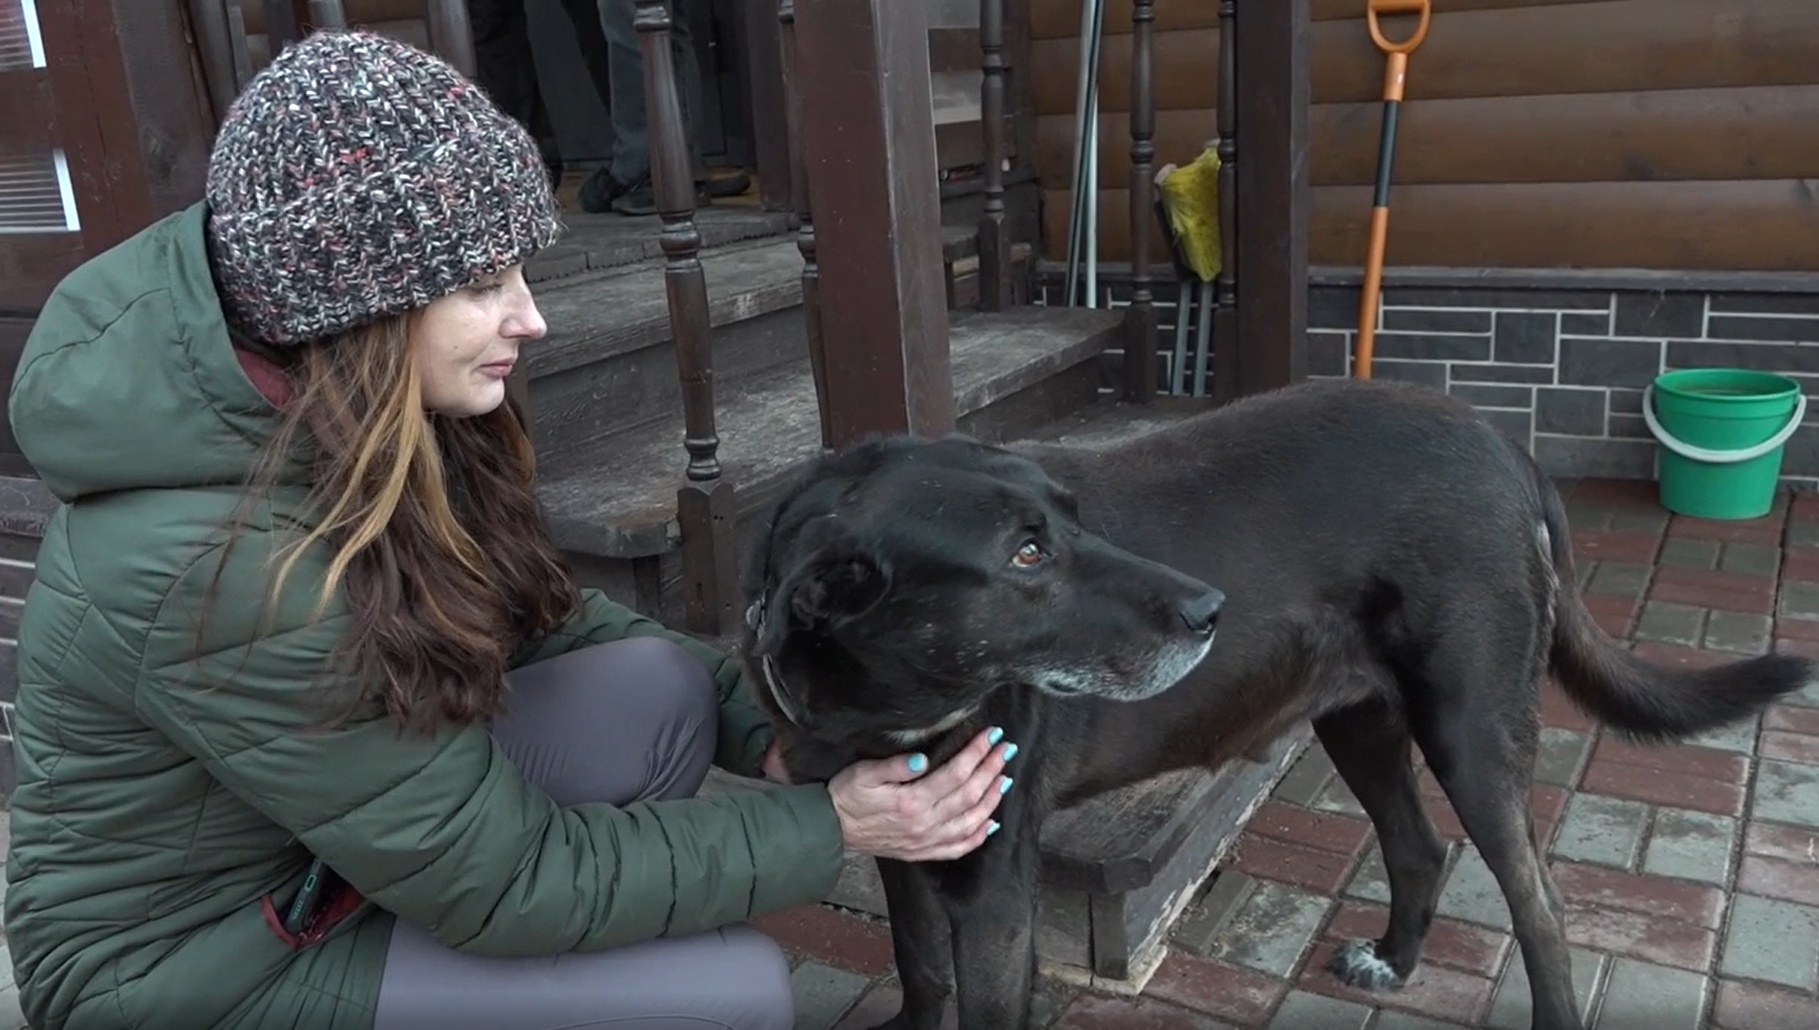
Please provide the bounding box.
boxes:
[597,0,705,186]
[466,0,615,179]
[369,638,794,1030]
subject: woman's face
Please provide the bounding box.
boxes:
[414,263,546,417]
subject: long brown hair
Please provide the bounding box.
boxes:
[223,312,580,732]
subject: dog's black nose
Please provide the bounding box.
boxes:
[1180,588,1223,635]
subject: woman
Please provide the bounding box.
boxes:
[2,30,1015,1030]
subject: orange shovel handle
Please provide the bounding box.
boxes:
[1367,0,1431,55]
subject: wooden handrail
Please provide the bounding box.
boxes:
[634,0,737,635]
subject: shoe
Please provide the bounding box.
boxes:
[609,177,657,216]
[701,169,752,199]
[579,167,634,214]
[610,177,715,217]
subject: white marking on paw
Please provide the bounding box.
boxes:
[1328,938,1403,992]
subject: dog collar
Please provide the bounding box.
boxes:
[746,596,807,728]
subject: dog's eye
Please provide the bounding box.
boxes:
[1012,541,1043,568]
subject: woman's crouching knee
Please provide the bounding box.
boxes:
[613,636,719,732]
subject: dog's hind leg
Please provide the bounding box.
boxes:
[1407,629,1581,1030]
[874,858,955,1030]
[1315,702,1449,992]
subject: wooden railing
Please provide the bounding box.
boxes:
[633,0,737,635]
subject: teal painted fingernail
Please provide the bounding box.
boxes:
[1001,743,1019,762]
[908,753,928,774]
[999,775,1014,795]
[988,726,1004,745]
[987,820,1001,836]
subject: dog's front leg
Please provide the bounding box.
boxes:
[949,848,1039,1030]
[875,857,954,1030]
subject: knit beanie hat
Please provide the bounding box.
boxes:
[204,29,562,346]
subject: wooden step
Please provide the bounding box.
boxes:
[528,236,804,382]
[1034,730,1308,986]
[525,237,808,473]
[535,304,1125,561]
[717,716,1308,990]
[526,207,796,284]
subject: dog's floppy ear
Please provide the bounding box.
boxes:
[752,514,890,654]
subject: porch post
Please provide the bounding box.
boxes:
[1232,0,1310,395]
[793,0,954,448]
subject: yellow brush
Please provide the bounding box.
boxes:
[1154,145,1222,395]
[1156,145,1222,283]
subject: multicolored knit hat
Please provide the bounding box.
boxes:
[204,29,562,346]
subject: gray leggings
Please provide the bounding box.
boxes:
[370,638,795,1030]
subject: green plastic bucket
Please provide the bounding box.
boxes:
[1643,368,1806,520]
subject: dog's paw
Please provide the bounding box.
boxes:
[1326,938,1407,992]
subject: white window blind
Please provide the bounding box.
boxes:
[0,150,81,234]
[0,0,47,71]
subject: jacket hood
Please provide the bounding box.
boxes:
[10,202,292,503]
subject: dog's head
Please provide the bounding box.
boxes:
[741,433,1223,754]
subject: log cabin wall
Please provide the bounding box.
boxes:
[1029,0,1819,485]
[1029,0,1819,272]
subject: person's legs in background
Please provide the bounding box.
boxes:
[556,0,617,128]
[583,0,748,216]
[466,0,566,189]
[369,638,795,1030]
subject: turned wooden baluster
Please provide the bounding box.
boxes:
[636,0,737,635]
[1124,0,1158,401]
[1212,0,1240,400]
[977,0,1011,311]
[779,0,831,452]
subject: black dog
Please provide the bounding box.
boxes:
[739,376,1812,1030]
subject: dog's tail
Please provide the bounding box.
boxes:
[1538,476,1815,742]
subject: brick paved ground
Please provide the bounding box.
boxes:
[5,477,1819,1030]
[755,478,1819,1029]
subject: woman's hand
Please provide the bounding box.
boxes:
[760,738,792,784]
[826,727,1019,862]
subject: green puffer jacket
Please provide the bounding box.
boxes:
[3,202,845,1030]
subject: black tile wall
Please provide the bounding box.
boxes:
[1034,271,1819,491]
[1300,284,1819,487]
